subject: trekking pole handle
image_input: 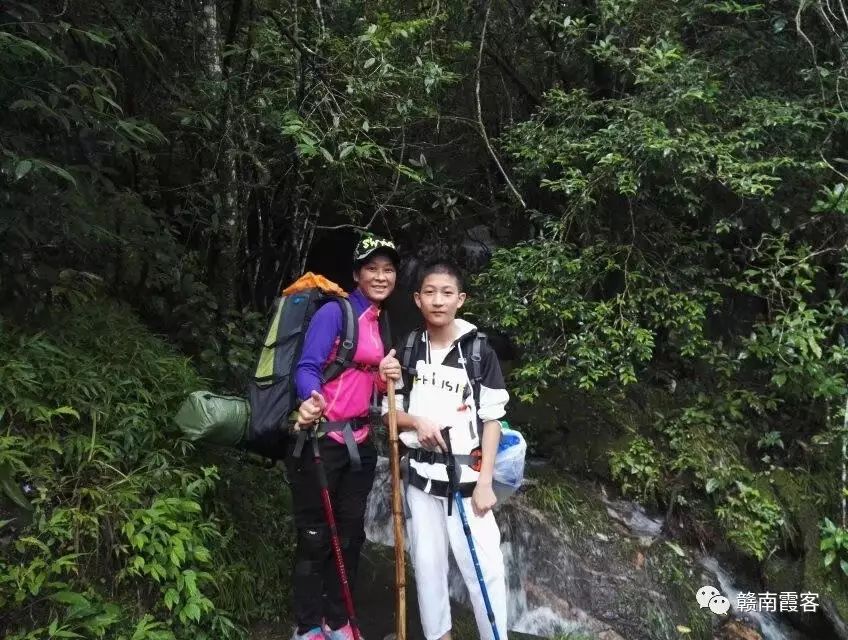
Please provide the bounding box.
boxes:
[441,426,453,455]
[440,426,460,515]
[440,426,454,477]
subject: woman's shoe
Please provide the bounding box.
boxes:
[292,627,326,640]
[323,622,360,640]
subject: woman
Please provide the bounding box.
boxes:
[287,235,403,640]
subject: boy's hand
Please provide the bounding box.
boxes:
[295,391,326,428]
[413,416,448,451]
[471,481,497,517]
[379,348,401,382]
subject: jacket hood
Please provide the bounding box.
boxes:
[452,318,478,342]
[419,318,477,343]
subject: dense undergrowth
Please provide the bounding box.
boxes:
[0,301,292,639]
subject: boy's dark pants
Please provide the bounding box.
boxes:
[285,436,377,634]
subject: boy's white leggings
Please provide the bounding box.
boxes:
[406,485,508,640]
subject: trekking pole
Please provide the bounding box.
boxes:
[441,427,500,640]
[309,429,362,640]
[386,380,406,640]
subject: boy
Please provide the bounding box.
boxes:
[384,260,509,640]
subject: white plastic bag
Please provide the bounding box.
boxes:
[493,423,526,501]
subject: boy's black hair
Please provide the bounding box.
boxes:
[416,259,464,292]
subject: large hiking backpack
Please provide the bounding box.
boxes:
[175,273,384,460]
[246,274,357,458]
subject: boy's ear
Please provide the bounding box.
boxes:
[352,270,359,284]
[413,291,422,309]
[457,292,467,308]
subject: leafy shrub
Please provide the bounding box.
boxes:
[715,482,783,561]
[0,301,289,639]
[609,435,664,505]
[820,517,848,577]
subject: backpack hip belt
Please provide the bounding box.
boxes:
[407,448,476,467]
[407,466,476,500]
[291,417,370,471]
[402,449,477,513]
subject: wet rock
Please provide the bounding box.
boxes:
[715,619,763,640]
[822,596,848,640]
[366,459,715,640]
[768,469,848,640]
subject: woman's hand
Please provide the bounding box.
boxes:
[294,390,326,429]
[471,481,497,517]
[379,348,401,382]
[413,416,447,451]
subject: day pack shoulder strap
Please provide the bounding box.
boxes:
[321,297,358,384]
[468,332,486,438]
[400,329,422,412]
[469,332,485,387]
[400,329,421,378]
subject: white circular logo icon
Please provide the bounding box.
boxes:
[696,585,721,608]
[708,595,731,615]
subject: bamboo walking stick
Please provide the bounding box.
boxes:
[386,379,406,640]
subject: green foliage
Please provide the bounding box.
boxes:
[715,483,783,561]
[9,0,848,618]
[463,0,848,566]
[0,3,175,316]
[609,436,663,505]
[525,468,609,533]
[608,396,784,559]
[660,394,786,559]
[0,0,468,347]
[471,240,715,400]
[820,517,848,577]
[735,232,848,400]
[0,301,289,638]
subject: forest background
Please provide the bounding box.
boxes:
[5,0,848,638]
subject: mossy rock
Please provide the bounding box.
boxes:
[763,554,804,595]
[768,469,848,638]
[524,468,611,534]
[508,388,630,478]
[516,470,716,640]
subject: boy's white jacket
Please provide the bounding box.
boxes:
[382,319,509,485]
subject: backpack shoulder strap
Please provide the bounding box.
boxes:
[469,333,486,439]
[400,329,422,412]
[469,332,485,387]
[321,297,358,384]
[401,329,421,377]
[378,308,392,356]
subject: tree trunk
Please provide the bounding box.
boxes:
[201,0,240,311]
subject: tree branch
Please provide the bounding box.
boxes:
[264,11,321,59]
[483,43,541,106]
[475,0,526,209]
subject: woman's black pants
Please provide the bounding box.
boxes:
[285,436,377,634]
